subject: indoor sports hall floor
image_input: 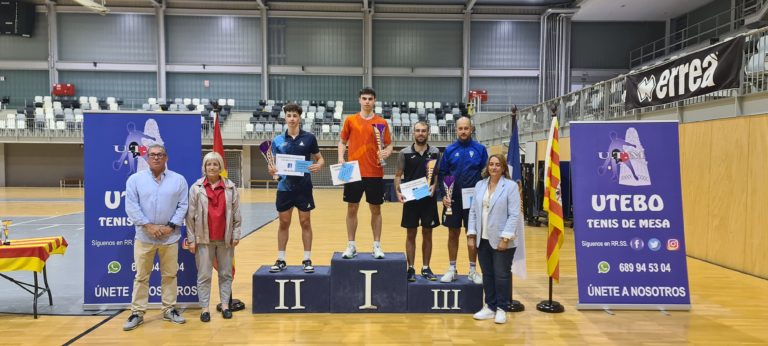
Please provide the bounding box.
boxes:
[0,187,766,345]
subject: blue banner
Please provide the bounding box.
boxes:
[83,113,201,308]
[570,121,690,310]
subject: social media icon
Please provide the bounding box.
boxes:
[629,237,644,250]
[107,261,121,274]
[648,238,661,251]
[667,239,680,251]
[598,261,610,274]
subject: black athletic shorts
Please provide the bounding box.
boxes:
[343,177,384,205]
[276,190,315,212]
[441,193,469,229]
[401,196,440,229]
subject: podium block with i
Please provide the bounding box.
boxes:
[252,266,330,313]
[329,252,407,313]
[407,275,483,313]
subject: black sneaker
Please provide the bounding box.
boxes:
[269,259,287,273]
[302,259,315,273]
[407,267,417,282]
[421,267,437,281]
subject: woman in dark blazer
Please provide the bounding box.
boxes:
[467,154,522,324]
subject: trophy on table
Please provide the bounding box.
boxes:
[372,124,387,167]
[259,140,278,180]
[443,176,456,216]
[1,220,11,245]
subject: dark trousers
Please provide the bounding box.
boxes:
[477,239,516,311]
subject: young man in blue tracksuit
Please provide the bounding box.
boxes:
[438,116,488,284]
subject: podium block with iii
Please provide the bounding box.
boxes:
[330,252,407,313]
[407,276,483,313]
[252,266,330,313]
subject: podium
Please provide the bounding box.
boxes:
[407,275,483,313]
[251,252,485,314]
[252,266,331,313]
[330,252,407,313]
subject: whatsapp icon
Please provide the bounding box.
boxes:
[107,261,121,274]
[597,261,610,274]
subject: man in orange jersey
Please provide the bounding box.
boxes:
[337,87,393,259]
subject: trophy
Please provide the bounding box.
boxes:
[443,176,456,216]
[425,159,437,185]
[372,124,387,167]
[259,140,278,180]
[1,220,11,245]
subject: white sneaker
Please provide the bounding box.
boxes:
[440,267,457,283]
[468,270,483,284]
[494,308,507,324]
[342,245,357,259]
[473,305,495,320]
[372,245,385,259]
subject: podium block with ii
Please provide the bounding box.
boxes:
[252,266,330,313]
[330,252,407,312]
[407,275,483,313]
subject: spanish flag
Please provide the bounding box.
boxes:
[213,110,227,179]
[212,109,234,276]
[542,117,564,283]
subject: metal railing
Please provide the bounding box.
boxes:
[630,4,747,68]
[5,98,262,113]
[477,27,768,146]
[0,117,458,145]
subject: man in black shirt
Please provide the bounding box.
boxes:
[395,121,441,282]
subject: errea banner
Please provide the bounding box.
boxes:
[625,38,743,110]
[83,112,201,308]
[570,121,690,310]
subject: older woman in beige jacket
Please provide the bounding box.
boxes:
[186,152,242,322]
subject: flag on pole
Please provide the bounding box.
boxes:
[506,113,527,279]
[543,117,564,283]
[213,110,228,179]
[212,110,234,276]
[507,114,522,182]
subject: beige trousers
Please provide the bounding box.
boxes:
[195,241,234,309]
[130,239,178,315]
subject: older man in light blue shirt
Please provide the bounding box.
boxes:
[123,143,189,331]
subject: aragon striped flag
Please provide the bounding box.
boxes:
[213,110,228,179]
[542,116,564,283]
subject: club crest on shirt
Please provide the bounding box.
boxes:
[469,150,475,158]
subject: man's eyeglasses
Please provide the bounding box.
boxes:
[148,153,166,159]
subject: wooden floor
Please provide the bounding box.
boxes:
[1,187,767,345]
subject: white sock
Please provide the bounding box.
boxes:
[304,251,311,261]
[373,241,381,248]
[449,261,456,271]
[469,262,477,272]
[348,241,356,248]
[422,265,430,270]
[278,251,285,261]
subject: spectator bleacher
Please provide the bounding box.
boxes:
[1,92,467,143]
[242,99,465,141]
